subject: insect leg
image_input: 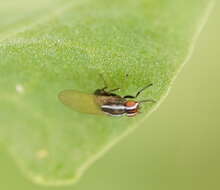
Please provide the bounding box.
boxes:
[123,95,135,99]
[108,88,120,92]
[123,83,153,99]
[100,86,108,91]
[135,83,153,98]
[99,74,108,89]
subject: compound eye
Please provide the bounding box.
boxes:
[125,101,140,116]
[125,101,137,108]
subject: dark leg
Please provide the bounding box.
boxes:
[100,86,107,91]
[135,83,153,97]
[95,87,120,96]
[123,95,135,99]
[99,74,121,93]
[108,88,120,92]
[123,83,153,98]
[99,74,108,89]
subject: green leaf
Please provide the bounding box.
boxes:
[0,0,214,185]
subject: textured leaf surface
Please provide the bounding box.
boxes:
[0,0,214,185]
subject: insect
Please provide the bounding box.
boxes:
[59,83,155,117]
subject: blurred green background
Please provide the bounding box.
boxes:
[0,2,219,190]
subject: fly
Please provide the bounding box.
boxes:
[59,83,155,117]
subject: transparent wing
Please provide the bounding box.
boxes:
[58,90,104,115]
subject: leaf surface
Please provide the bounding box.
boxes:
[0,0,214,185]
